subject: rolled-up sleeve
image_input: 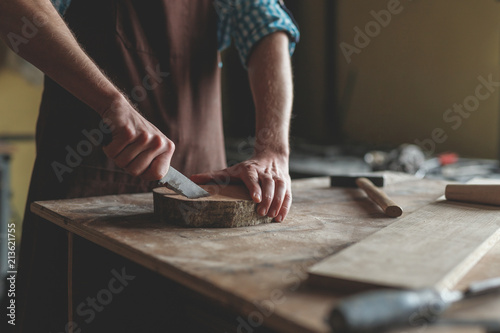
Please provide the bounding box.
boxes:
[215,0,300,67]
[50,0,72,15]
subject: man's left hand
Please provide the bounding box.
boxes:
[191,153,292,222]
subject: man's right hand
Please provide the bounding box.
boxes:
[101,96,175,181]
[0,1,174,181]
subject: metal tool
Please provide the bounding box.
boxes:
[330,174,403,217]
[328,277,500,333]
[158,167,210,199]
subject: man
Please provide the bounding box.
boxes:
[0,0,298,331]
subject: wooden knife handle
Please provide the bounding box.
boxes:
[445,184,500,206]
[356,177,403,217]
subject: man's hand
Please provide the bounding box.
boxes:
[193,32,295,222]
[101,96,175,181]
[0,1,175,181]
[191,152,292,222]
[197,31,294,222]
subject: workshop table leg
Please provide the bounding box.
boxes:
[67,231,73,333]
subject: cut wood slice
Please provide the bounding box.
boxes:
[153,185,273,228]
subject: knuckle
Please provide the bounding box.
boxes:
[150,135,164,150]
[137,132,150,144]
[166,139,175,153]
[263,194,274,202]
[122,125,136,142]
[243,163,255,173]
[154,135,174,154]
[274,178,286,187]
[282,196,292,209]
[263,175,275,184]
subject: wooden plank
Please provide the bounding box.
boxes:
[308,199,500,291]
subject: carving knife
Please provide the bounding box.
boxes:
[158,167,210,199]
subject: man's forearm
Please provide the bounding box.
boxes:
[0,0,122,114]
[191,32,294,221]
[247,32,293,158]
[0,0,176,181]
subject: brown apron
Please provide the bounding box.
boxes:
[16,0,226,331]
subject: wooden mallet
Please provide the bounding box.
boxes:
[331,175,403,217]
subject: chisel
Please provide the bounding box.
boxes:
[328,277,500,333]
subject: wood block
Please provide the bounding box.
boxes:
[308,199,500,291]
[153,185,272,228]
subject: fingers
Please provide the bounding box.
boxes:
[114,134,174,180]
[239,166,262,203]
[102,124,135,159]
[239,163,291,222]
[142,150,173,181]
[195,160,293,222]
[257,171,274,216]
[112,132,151,169]
[267,177,286,219]
[100,104,175,180]
[275,188,292,222]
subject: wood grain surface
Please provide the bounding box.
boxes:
[31,175,500,333]
[153,185,272,228]
[308,199,500,291]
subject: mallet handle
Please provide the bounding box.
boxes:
[356,177,403,217]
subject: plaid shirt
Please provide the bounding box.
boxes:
[215,0,299,66]
[51,0,299,67]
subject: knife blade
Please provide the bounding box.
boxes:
[158,166,210,199]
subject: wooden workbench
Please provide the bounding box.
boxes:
[31,176,500,333]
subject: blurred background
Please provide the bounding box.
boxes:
[1,0,500,243]
[222,0,500,179]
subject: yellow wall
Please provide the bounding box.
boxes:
[337,0,500,158]
[0,65,42,237]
